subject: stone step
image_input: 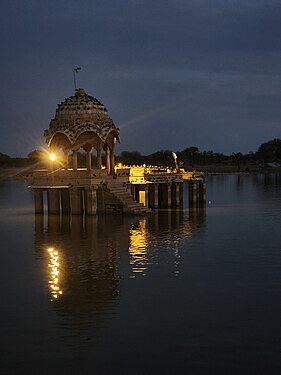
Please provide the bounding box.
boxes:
[107,182,151,215]
[108,188,130,193]
[110,190,131,196]
[125,201,144,207]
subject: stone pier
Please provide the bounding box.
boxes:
[31,167,206,216]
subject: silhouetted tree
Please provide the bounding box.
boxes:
[182,146,199,161]
[0,152,11,167]
[28,149,44,163]
[257,139,281,161]
[119,151,143,165]
[232,152,243,172]
[146,150,173,166]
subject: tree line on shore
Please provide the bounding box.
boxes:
[1,138,281,169]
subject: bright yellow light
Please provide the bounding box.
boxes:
[118,163,122,167]
[47,246,63,302]
[129,219,148,275]
[50,153,56,161]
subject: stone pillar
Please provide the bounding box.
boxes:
[198,181,206,205]
[70,187,83,215]
[85,188,97,215]
[97,147,102,169]
[61,189,71,214]
[175,182,181,207]
[47,189,60,214]
[189,181,198,207]
[97,187,105,213]
[34,189,43,214]
[106,145,111,174]
[144,185,149,207]
[130,184,136,201]
[153,184,159,208]
[167,183,172,208]
[72,150,78,170]
[110,144,115,174]
[63,150,68,169]
[180,183,184,206]
[86,151,92,171]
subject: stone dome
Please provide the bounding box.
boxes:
[44,88,120,149]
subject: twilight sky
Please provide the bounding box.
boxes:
[0,0,280,157]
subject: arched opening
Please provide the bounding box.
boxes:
[48,132,72,169]
[74,132,103,171]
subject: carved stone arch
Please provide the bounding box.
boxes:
[48,132,72,151]
[73,131,103,151]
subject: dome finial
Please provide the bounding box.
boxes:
[73,67,81,90]
[75,88,86,97]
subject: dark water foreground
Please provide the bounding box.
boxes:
[0,175,280,375]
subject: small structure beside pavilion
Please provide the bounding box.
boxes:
[30,88,206,215]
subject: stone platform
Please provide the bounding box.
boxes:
[30,166,206,215]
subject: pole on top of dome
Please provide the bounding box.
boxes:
[73,67,81,91]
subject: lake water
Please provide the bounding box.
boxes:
[0,174,280,375]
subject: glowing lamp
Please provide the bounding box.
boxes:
[50,153,56,161]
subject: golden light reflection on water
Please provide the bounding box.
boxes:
[129,219,148,276]
[47,247,63,302]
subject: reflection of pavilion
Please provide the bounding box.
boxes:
[35,214,131,327]
[34,207,206,328]
[129,219,148,275]
[128,209,206,277]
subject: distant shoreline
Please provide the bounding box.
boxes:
[1,165,281,182]
[192,164,281,174]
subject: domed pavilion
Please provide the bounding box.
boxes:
[44,88,120,174]
[31,87,205,217]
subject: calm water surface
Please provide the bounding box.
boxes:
[0,175,280,374]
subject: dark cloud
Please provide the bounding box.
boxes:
[0,0,280,156]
